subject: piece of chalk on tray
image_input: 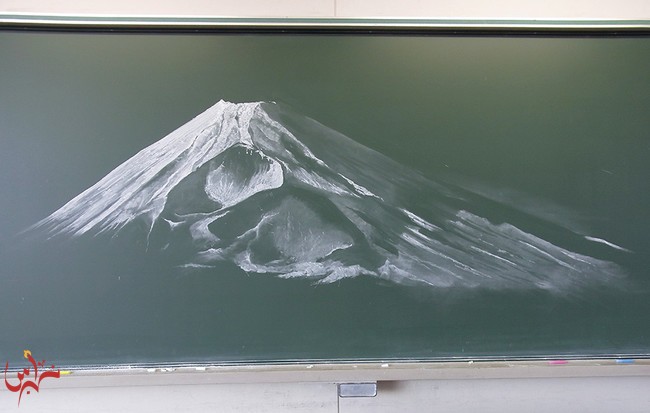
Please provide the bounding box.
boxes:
[548,360,568,365]
[616,359,635,364]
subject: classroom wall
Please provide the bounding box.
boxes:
[1,0,649,20]
[1,377,650,413]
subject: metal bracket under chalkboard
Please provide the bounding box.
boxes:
[338,382,378,398]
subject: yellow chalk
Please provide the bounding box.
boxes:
[60,371,72,375]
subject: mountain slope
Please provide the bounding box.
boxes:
[30,100,627,291]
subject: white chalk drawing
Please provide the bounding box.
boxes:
[30,101,627,291]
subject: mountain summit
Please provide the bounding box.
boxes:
[31,100,625,291]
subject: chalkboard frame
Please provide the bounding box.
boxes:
[1,16,649,372]
[2,14,650,35]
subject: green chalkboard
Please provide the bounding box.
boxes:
[1,27,649,367]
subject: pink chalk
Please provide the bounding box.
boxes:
[548,360,569,365]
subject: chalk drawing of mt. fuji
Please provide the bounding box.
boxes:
[31,100,625,290]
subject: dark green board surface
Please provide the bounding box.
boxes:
[1,30,649,367]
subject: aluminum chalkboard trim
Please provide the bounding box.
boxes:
[1,14,650,35]
[2,359,649,387]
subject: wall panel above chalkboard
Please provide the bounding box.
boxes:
[1,25,649,368]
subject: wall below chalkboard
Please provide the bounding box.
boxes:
[1,361,649,412]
